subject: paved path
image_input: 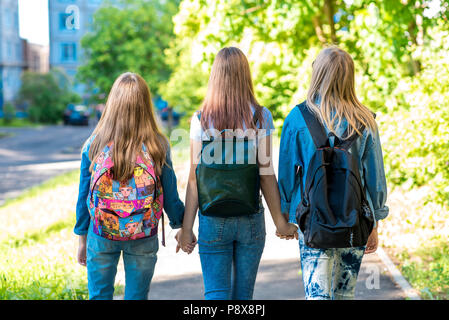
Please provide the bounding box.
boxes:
[0,124,94,204]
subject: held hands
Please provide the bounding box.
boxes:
[275,217,299,240]
[175,228,197,254]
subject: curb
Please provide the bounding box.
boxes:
[376,247,421,300]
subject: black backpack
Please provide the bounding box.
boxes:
[195,112,261,217]
[295,101,374,248]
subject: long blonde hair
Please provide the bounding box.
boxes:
[201,47,263,131]
[88,72,167,181]
[306,46,377,138]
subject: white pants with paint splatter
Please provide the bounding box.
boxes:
[299,231,365,300]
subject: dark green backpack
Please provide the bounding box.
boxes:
[196,112,260,217]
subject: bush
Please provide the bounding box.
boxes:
[18,70,81,124]
[379,26,449,206]
[2,103,16,124]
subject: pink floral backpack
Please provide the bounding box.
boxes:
[87,142,165,245]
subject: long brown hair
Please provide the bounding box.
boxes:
[306,46,377,138]
[200,47,263,131]
[88,72,167,181]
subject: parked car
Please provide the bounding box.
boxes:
[63,104,90,126]
[160,107,181,126]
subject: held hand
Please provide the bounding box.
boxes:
[77,235,87,267]
[275,221,299,240]
[365,226,378,254]
[175,229,197,254]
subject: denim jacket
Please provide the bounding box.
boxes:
[74,136,185,236]
[278,104,389,226]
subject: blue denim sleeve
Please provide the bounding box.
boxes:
[278,118,300,223]
[362,129,389,221]
[74,138,93,236]
[161,146,185,229]
[260,107,275,136]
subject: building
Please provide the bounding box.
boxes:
[0,0,24,112]
[48,0,103,98]
[22,40,49,73]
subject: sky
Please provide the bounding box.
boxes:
[18,0,49,45]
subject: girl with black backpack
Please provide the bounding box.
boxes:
[176,47,298,300]
[278,46,389,300]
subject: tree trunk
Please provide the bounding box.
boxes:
[324,0,337,43]
[312,15,327,45]
[407,13,423,74]
[167,106,174,135]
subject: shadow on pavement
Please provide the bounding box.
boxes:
[148,255,405,300]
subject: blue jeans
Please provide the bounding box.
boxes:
[198,208,266,300]
[86,223,158,300]
[298,231,365,300]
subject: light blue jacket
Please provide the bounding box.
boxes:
[278,103,389,226]
[74,136,185,236]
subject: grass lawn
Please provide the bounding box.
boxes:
[0,118,39,128]
[380,186,449,299]
[0,170,87,299]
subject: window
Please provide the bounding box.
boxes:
[6,42,13,59]
[59,13,72,30]
[5,9,12,27]
[61,43,77,62]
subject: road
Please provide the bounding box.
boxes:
[0,124,94,204]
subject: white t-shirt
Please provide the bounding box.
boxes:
[190,106,275,141]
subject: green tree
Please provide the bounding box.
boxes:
[18,69,80,124]
[77,0,180,99]
[2,103,16,124]
[164,0,449,205]
[163,0,449,120]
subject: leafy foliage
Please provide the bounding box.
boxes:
[18,69,80,124]
[77,0,180,100]
[2,103,16,124]
[164,0,449,206]
[379,25,449,205]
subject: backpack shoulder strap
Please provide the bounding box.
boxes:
[338,126,365,150]
[297,101,328,149]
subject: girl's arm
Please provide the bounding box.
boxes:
[278,118,301,222]
[75,138,93,266]
[362,128,388,254]
[258,133,298,238]
[160,146,185,229]
[74,140,93,236]
[177,139,201,253]
[362,128,389,224]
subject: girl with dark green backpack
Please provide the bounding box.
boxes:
[175,47,298,300]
